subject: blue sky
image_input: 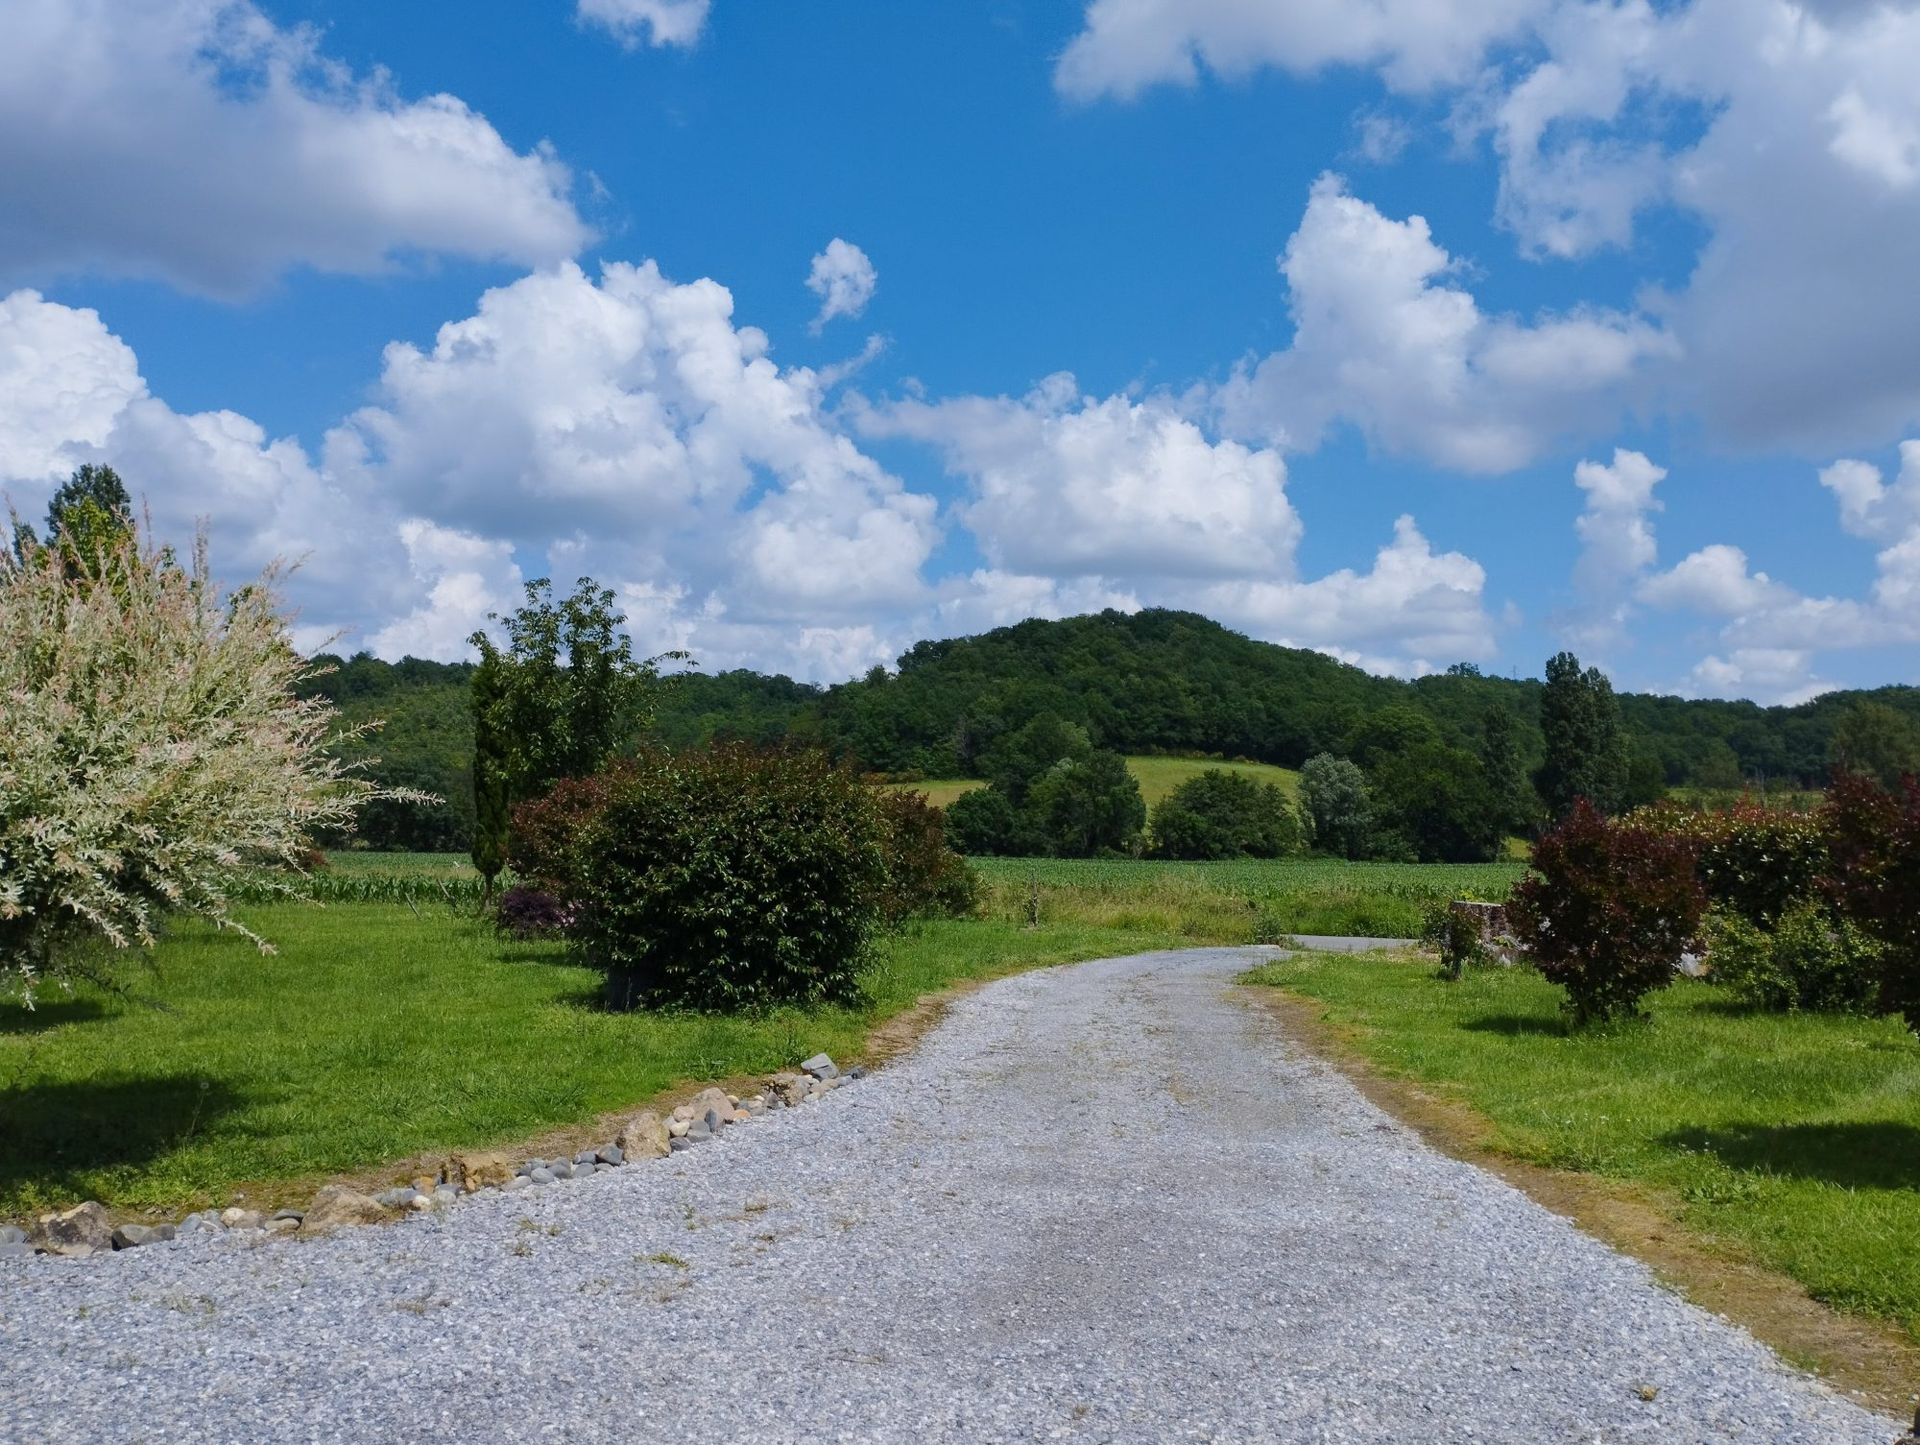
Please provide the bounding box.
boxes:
[3,0,1918,702]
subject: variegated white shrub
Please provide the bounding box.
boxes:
[0,526,413,1001]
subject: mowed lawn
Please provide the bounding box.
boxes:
[1246,952,1920,1338]
[0,902,1219,1220]
[885,754,1302,812]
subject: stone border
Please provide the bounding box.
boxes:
[0,1054,859,1264]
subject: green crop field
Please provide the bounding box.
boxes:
[972,857,1524,939]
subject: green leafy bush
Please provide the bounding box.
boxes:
[572,745,887,1011]
[1150,770,1300,860]
[1702,903,1882,1014]
[1508,800,1706,1025]
[1626,799,1826,925]
[874,790,979,922]
[1418,900,1491,980]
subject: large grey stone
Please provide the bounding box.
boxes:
[596,1144,624,1166]
[799,1053,839,1081]
[0,1224,24,1246]
[529,1167,556,1185]
[29,1201,113,1257]
[112,1224,175,1249]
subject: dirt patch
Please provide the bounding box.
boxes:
[1238,983,1920,1424]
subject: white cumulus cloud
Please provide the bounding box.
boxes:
[576,0,712,49]
[805,239,879,333]
[1055,0,1542,101]
[1214,176,1673,473]
[0,0,589,296]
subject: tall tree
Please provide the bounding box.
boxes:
[1478,705,1535,835]
[1829,700,1920,789]
[469,643,512,904]
[1299,753,1373,859]
[1535,651,1630,819]
[477,576,671,803]
[46,463,132,538]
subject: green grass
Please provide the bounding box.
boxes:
[884,754,1302,812]
[325,851,480,876]
[1244,952,1920,1338]
[0,902,1208,1220]
[973,857,1523,938]
[1120,755,1301,807]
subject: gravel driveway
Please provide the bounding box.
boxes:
[1,947,1900,1444]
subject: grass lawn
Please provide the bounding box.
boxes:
[1244,951,1920,1340]
[0,902,1226,1221]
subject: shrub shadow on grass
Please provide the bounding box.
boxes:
[0,996,114,1036]
[0,1074,246,1202]
[1662,1122,1920,1191]
[1460,1013,1568,1039]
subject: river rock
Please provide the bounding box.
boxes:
[0,1225,24,1246]
[112,1223,175,1249]
[296,1186,388,1236]
[30,1202,113,1257]
[800,1053,838,1081]
[771,1072,809,1106]
[617,1112,670,1160]
[689,1087,734,1122]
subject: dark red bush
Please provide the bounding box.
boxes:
[495,885,576,940]
[509,762,636,894]
[874,790,979,923]
[1821,770,1920,1031]
[1508,799,1706,1025]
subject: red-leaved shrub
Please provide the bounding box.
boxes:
[508,762,636,894]
[1821,769,1920,1031]
[874,789,979,923]
[1509,799,1707,1025]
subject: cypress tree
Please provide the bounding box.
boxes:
[1535,651,1630,819]
[469,640,512,905]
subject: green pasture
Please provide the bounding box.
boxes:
[1246,951,1920,1340]
[883,754,1302,812]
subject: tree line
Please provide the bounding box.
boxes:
[305,608,1920,855]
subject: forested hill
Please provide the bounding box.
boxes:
[305,609,1920,849]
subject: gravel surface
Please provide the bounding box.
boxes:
[0,946,1900,1444]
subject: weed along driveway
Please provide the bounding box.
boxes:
[0,948,1900,1444]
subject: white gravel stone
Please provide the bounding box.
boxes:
[0,947,1897,1443]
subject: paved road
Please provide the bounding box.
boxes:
[0,947,1899,1443]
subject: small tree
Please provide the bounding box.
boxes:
[1299,753,1372,859]
[1370,743,1503,863]
[0,522,408,1000]
[1535,651,1630,819]
[1150,770,1300,860]
[476,576,671,803]
[1027,749,1145,856]
[1508,800,1706,1026]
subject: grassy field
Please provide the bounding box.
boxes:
[1245,952,1920,1339]
[0,902,1234,1221]
[974,857,1523,939]
[884,754,1302,811]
